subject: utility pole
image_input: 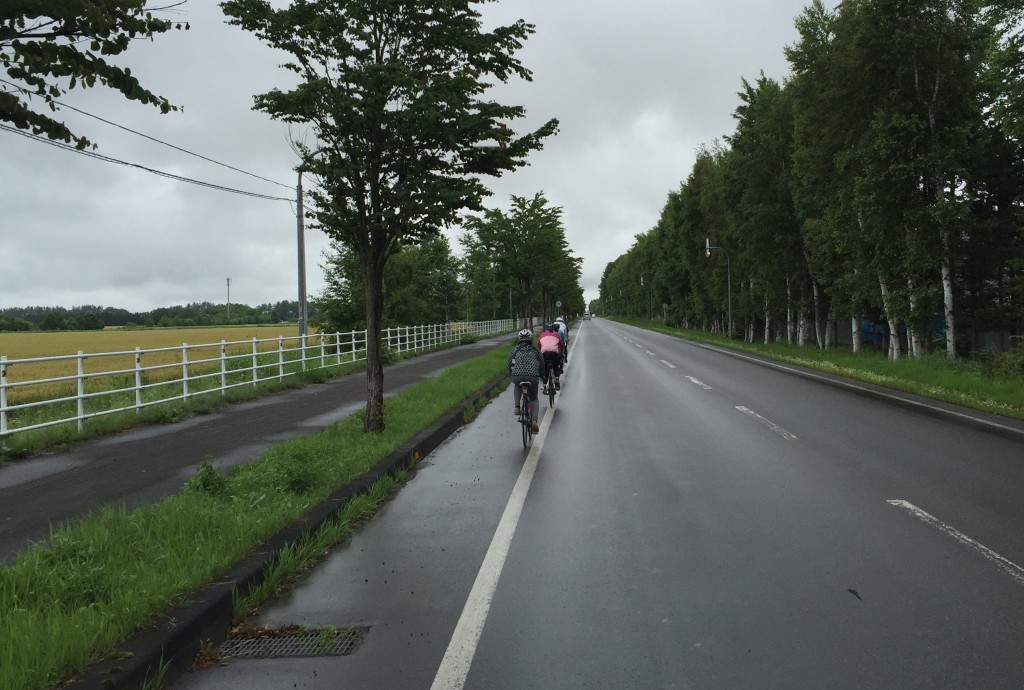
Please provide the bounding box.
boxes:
[226,277,231,323]
[296,173,308,337]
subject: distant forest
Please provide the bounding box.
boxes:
[0,301,314,332]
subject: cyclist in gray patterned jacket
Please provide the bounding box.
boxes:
[507,328,547,433]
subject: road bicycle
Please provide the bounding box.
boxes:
[518,381,533,447]
[542,371,556,407]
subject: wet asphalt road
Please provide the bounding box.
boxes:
[170,318,1024,689]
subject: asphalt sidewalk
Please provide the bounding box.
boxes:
[0,334,513,565]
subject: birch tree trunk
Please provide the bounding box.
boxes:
[851,315,861,354]
[879,275,901,361]
[811,280,824,349]
[786,277,795,345]
[907,279,922,357]
[941,252,955,357]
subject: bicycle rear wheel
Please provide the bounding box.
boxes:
[547,377,555,406]
[520,393,530,447]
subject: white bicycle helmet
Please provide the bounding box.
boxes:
[518,328,533,341]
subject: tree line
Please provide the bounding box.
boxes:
[0,301,308,332]
[600,0,1024,360]
[313,193,586,333]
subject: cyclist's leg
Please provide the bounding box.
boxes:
[542,352,557,386]
[528,378,540,423]
[512,375,524,415]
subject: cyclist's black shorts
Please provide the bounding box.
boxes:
[542,351,562,378]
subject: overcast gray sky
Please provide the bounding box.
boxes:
[1,1,815,313]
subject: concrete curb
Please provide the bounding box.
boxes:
[71,372,509,690]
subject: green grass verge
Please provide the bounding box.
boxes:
[0,345,510,690]
[614,318,1024,421]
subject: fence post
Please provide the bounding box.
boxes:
[252,338,259,387]
[278,336,285,379]
[220,341,227,394]
[301,332,308,372]
[0,355,8,434]
[135,347,142,412]
[351,331,357,363]
[181,344,190,399]
[320,333,326,369]
[77,351,85,432]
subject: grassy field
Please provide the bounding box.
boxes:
[0,325,306,379]
[0,325,305,360]
[0,325,321,406]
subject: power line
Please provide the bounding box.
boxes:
[1,124,294,202]
[0,76,295,191]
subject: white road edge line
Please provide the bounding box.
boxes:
[646,350,656,356]
[660,360,677,369]
[735,406,798,440]
[887,499,1024,588]
[430,330,578,689]
[686,376,711,390]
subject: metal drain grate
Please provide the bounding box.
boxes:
[220,626,370,659]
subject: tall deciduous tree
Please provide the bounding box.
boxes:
[222,0,558,432]
[462,193,583,324]
[315,234,463,332]
[1,2,186,149]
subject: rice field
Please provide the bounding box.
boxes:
[0,326,311,388]
[0,325,305,362]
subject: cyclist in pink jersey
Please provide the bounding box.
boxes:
[538,322,564,391]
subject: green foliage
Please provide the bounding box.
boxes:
[0,314,33,331]
[222,0,558,431]
[314,235,464,333]
[979,339,1024,380]
[183,459,230,498]
[462,193,585,322]
[0,2,186,149]
[599,0,1024,357]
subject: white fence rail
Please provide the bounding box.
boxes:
[0,319,517,438]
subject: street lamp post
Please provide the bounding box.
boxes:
[705,238,732,338]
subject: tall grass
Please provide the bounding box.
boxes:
[0,345,509,690]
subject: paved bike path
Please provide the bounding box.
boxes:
[0,336,512,564]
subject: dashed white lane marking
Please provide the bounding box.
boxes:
[887,500,1024,588]
[661,360,677,369]
[735,406,798,440]
[635,344,643,348]
[646,350,656,356]
[697,342,1024,439]
[686,376,712,390]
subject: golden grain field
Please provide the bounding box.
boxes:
[0,326,319,403]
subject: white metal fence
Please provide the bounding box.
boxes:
[0,319,517,438]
